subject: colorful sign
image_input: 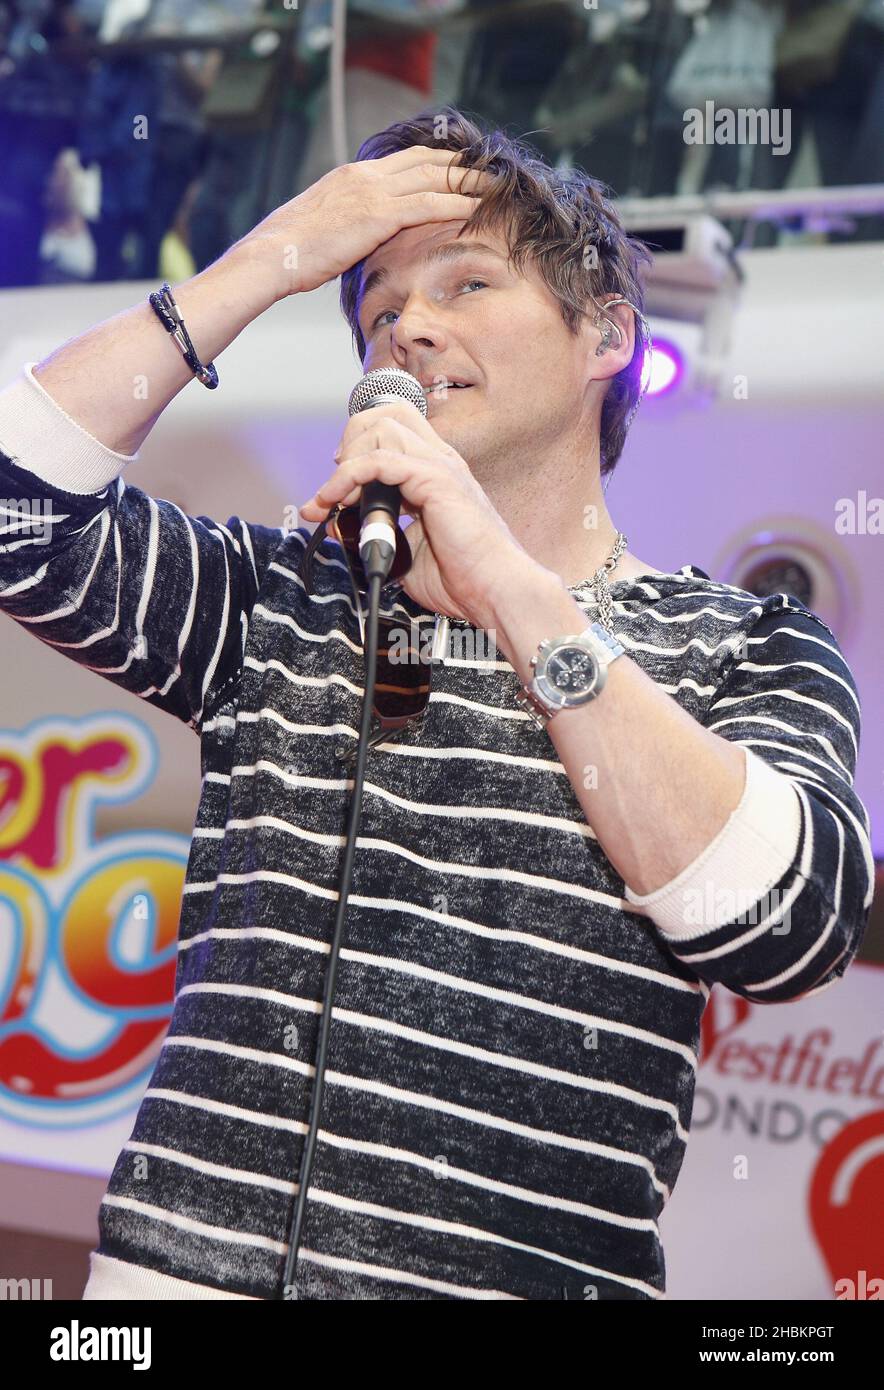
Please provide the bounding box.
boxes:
[662,966,884,1299]
[0,714,188,1148]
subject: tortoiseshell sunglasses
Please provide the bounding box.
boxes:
[299,503,448,764]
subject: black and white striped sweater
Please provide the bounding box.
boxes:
[0,443,874,1300]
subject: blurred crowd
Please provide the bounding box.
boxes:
[0,0,882,289]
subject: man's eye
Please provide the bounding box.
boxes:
[369,278,488,331]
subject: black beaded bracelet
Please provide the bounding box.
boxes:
[148,283,219,389]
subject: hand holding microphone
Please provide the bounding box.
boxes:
[347,367,427,582]
[298,368,546,633]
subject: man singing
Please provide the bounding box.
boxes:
[0,108,873,1300]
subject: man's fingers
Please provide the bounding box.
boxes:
[371,145,489,179]
[338,403,456,460]
[313,450,428,511]
[389,160,495,199]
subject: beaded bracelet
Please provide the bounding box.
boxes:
[148,283,219,389]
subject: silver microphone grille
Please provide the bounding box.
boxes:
[347,367,428,419]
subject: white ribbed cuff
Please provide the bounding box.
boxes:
[624,746,803,941]
[0,362,138,494]
[82,1250,258,1300]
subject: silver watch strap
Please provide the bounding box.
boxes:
[584,621,625,661]
[517,622,623,728]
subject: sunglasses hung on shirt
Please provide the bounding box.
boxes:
[299,503,445,764]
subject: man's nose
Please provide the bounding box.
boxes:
[391,295,449,355]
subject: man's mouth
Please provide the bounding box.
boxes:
[423,383,474,396]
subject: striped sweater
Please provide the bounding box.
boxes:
[0,386,874,1301]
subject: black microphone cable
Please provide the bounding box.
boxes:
[279,538,392,1298]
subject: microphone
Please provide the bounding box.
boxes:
[346,367,427,581]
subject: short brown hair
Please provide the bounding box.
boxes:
[339,105,653,478]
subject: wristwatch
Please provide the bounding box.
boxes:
[515,621,625,729]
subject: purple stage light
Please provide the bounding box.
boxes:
[645,340,683,396]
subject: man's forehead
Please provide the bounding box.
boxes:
[359,222,511,296]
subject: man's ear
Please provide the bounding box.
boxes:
[582,297,635,380]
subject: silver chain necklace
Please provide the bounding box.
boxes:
[429,529,629,641]
[584,529,628,631]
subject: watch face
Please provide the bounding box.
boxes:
[542,643,600,698]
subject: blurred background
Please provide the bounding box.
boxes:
[0,0,882,1301]
[2,0,884,287]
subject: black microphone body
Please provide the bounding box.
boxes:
[346,368,428,581]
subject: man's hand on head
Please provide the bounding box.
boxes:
[235,147,494,302]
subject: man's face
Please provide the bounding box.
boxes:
[356,219,600,480]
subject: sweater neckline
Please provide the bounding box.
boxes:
[382,564,712,624]
[568,563,711,596]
